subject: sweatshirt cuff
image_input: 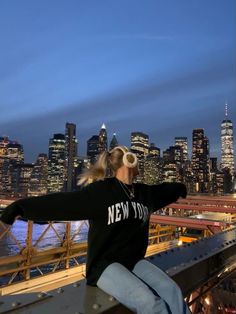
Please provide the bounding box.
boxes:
[0,201,24,225]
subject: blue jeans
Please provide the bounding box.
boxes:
[97,259,191,314]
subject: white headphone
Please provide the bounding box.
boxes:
[110,146,138,168]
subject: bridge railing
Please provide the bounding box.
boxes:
[0,220,175,290]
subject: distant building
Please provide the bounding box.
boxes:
[0,137,24,196]
[28,154,48,196]
[16,163,34,198]
[144,154,160,185]
[0,137,10,193]
[163,146,183,166]
[175,137,188,162]
[149,143,160,158]
[220,104,234,179]
[65,123,78,191]
[48,134,66,193]
[192,129,210,193]
[87,135,100,164]
[98,123,108,153]
[131,132,149,183]
[109,133,118,150]
[163,162,178,182]
[181,160,195,193]
[209,157,222,194]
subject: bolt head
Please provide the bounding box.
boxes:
[92,303,101,310]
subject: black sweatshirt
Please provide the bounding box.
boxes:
[1,178,187,286]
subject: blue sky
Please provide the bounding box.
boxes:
[0,0,235,162]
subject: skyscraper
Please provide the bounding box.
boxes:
[0,138,24,195]
[220,104,234,177]
[109,133,118,150]
[0,137,10,194]
[144,143,162,184]
[98,123,108,153]
[192,129,210,193]
[28,154,48,196]
[163,146,183,182]
[48,134,66,193]
[131,132,149,183]
[16,163,34,198]
[149,143,160,158]
[175,137,188,162]
[65,123,78,191]
[87,135,100,164]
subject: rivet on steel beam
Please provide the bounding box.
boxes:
[92,303,101,310]
[73,282,81,288]
[108,296,115,302]
[57,288,64,294]
[11,301,21,307]
[37,292,47,298]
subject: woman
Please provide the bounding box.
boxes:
[1,146,190,314]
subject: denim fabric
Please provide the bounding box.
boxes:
[97,259,191,314]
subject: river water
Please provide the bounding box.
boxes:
[0,220,88,257]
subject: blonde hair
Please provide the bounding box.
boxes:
[78,146,129,186]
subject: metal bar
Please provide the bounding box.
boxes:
[65,223,71,269]
[177,197,236,207]
[70,220,86,241]
[150,214,229,229]
[0,222,23,250]
[165,203,236,213]
[49,224,64,243]
[33,223,52,247]
[24,221,33,280]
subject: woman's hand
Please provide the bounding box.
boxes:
[0,201,24,225]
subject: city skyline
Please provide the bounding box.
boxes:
[1,116,235,166]
[0,1,235,162]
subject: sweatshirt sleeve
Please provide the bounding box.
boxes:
[0,183,105,225]
[145,182,187,212]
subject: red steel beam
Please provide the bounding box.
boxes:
[150,214,230,229]
[177,197,236,207]
[165,203,236,213]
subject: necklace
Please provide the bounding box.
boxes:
[116,178,135,199]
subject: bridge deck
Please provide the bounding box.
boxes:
[0,227,235,314]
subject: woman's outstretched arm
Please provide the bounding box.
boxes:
[146,182,187,211]
[0,182,105,225]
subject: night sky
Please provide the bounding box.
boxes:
[0,0,235,163]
